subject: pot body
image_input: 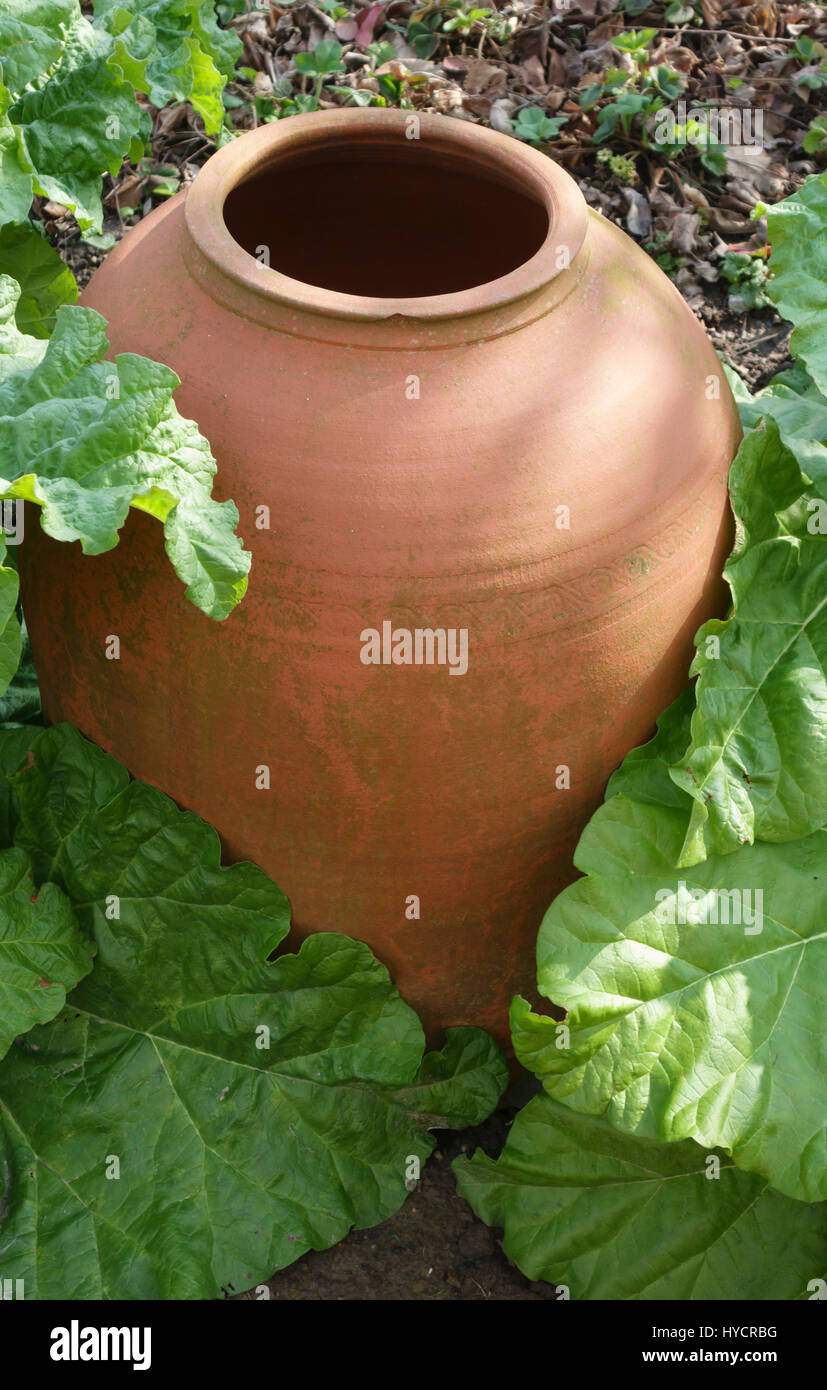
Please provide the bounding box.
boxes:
[19,112,738,1045]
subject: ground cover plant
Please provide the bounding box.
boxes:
[0,0,824,1301]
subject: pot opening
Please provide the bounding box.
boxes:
[221,141,550,298]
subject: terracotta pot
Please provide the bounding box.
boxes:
[19,110,738,1048]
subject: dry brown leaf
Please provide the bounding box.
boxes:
[747,1,779,36]
[253,71,274,96]
[725,145,786,198]
[660,45,700,74]
[681,183,711,210]
[670,211,701,254]
[519,55,547,91]
[154,103,192,137]
[674,267,705,305]
[106,174,142,209]
[432,85,464,114]
[489,97,516,134]
[546,51,569,87]
[622,188,652,239]
[693,260,720,284]
[463,59,507,96]
[705,207,757,236]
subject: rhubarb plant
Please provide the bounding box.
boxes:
[456,173,827,1299]
[0,274,251,702]
[0,0,250,704]
[0,846,93,1059]
[0,0,239,233]
[0,724,508,1299]
[456,1096,825,1300]
[510,689,827,1203]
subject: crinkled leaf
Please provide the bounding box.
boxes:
[0,277,250,619]
[675,190,827,863]
[728,386,827,541]
[766,173,827,396]
[0,536,21,698]
[0,844,94,1059]
[603,685,697,815]
[393,1026,509,1128]
[513,696,827,1203]
[0,625,41,728]
[97,0,241,135]
[0,0,78,97]
[0,726,39,845]
[0,0,239,229]
[0,267,44,374]
[669,416,827,861]
[6,12,144,233]
[574,690,708,878]
[0,85,35,233]
[728,363,827,460]
[0,723,507,1298]
[455,1095,826,1300]
[182,0,242,80]
[0,221,77,337]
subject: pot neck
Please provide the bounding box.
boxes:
[182,110,591,350]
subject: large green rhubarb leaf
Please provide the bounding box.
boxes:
[727,362,827,465]
[0,3,145,233]
[0,844,94,1059]
[668,414,827,863]
[455,1095,826,1300]
[0,0,241,232]
[0,83,34,230]
[0,275,250,622]
[0,0,78,97]
[0,536,21,698]
[0,221,78,338]
[513,695,827,1204]
[0,629,40,727]
[765,173,827,396]
[667,177,827,863]
[0,723,507,1299]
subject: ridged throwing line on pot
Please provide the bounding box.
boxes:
[19,109,740,1048]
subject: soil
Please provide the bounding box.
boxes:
[232,1100,562,1302]
[694,280,793,389]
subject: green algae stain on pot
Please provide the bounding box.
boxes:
[18,110,739,1049]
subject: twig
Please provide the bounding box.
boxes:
[744,326,791,347]
[307,4,337,30]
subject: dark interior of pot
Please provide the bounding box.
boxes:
[222,143,550,297]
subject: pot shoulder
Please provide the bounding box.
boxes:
[79,196,739,586]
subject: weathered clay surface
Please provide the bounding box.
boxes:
[20,110,738,1046]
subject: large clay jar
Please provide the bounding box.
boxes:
[20,110,738,1046]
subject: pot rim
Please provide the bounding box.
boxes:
[184,109,589,324]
